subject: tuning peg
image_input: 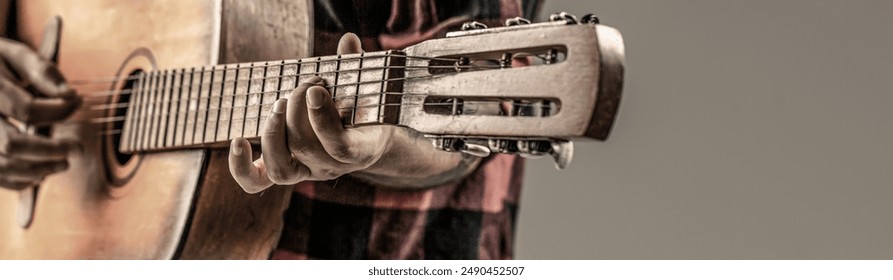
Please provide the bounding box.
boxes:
[549,12,578,24]
[504,17,531,26]
[461,143,491,157]
[517,140,546,159]
[487,139,515,153]
[431,136,491,157]
[432,136,573,169]
[517,140,546,154]
[550,140,574,170]
[581,14,600,24]
[461,21,488,31]
[432,137,461,152]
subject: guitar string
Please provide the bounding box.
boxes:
[92,98,557,125]
[88,88,557,126]
[67,52,546,86]
[77,63,501,99]
[96,100,556,136]
[67,54,463,85]
[89,91,430,110]
[76,53,546,127]
[79,62,548,122]
[81,72,450,120]
[84,65,523,111]
[89,85,558,136]
[66,52,552,138]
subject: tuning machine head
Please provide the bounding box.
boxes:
[430,136,574,170]
[432,137,492,157]
[549,140,574,170]
[549,12,601,25]
[549,12,579,24]
[461,21,488,31]
[580,14,600,24]
[504,17,531,26]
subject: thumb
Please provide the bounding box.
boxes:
[336,33,363,55]
[228,137,273,194]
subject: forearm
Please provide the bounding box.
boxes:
[350,127,480,189]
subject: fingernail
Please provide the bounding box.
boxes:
[272,98,287,114]
[231,139,243,156]
[307,87,326,109]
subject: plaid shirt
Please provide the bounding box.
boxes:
[271,0,541,260]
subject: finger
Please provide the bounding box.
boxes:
[28,96,81,124]
[0,38,73,97]
[306,86,373,165]
[0,60,14,80]
[286,77,336,163]
[0,120,76,160]
[336,33,364,55]
[261,98,309,184]
[0,77,80,123]
[0,156,68,181]
[228,137,273,194]
[37,17,62,62]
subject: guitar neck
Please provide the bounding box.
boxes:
[119,51,406,153]
[118,23,625,155]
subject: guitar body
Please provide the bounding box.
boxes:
[0,0,312,259]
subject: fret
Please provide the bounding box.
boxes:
[135,72,151,151]
[280,59,299,100]
[245,62,264,137]
[316,57,339,121]
[150,70,170,149]
[317,57,337,92]
[184,68,199,145]
[163,71,176,147]
[332,55,342,99]
[261,62,282,128]
[168,69,184,147]
[149,71,163,149]
[229,64,251,139]
[160,70,175,147]
[297,58,316,85]
[217,66,237,141]
[120,76,141,152]
[151,71,169,149]
[142,72,159,150]
[189,67,206,145]
[166,70,179,147]
[354,53,387,125]
[175,68,192,146]
[335,53,362,126]
[379,51,406,124]
[121,52,409,152]
[205,66,223,144]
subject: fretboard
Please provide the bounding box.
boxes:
[119,50,406,153]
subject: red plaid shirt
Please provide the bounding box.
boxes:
[271,0,541,259]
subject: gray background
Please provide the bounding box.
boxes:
[516,0,893,259]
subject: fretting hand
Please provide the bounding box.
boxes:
[228,33,479,193]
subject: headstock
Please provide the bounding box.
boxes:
[394,12,625,169]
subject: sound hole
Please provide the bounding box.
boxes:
[111,69,141,165]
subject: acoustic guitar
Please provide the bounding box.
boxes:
[0,0,625,259]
